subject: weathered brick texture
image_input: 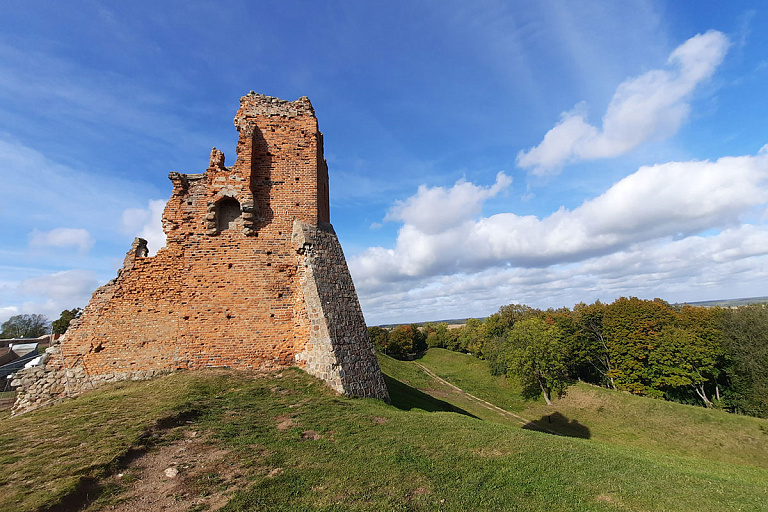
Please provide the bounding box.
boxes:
[12,93,388,414]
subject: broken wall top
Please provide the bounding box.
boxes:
[161,93,330,245]
[234,92,316,125]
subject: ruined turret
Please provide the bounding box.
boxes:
[12,93,389,414]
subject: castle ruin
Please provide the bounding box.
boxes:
[12,93,389,414]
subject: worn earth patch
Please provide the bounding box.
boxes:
[87,429,245,512]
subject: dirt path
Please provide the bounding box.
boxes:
[413,363,558,434]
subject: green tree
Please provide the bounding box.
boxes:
[442,327,461,352]
[483,336,508,376]
[497,303,537,327]
[649,325,724,407]
[481,312,509,340]
[387,325,416,358]
[546,308,583,380]
[51,308,82,335]
[572,301,616,389]
[458,318,484,355]
[410,324,428,354]
[675,306,726,404]
[602,297,675,396]
[1,314,50,339]
[367,326,389,352]
[717,306,768,417]
[423,322,449,349]
[505,317,569,405]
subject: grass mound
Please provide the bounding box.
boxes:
[401,348,768,469]
[0,364,766,511]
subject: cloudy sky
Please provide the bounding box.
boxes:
[1,1,767,326]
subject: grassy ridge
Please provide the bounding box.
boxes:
[378,349,529,427]
[419,349,528,411]
[398,348,768,469]
[0,364,767,511]
[520,382,768,469]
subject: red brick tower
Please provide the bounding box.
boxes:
[12,93,389,414]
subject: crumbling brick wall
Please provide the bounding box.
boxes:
[12,93,388,414]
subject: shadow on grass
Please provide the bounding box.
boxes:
[522,412,591,439]
[383,374,479,419]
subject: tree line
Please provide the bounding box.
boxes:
[1,309,82,339]
[370,298,768,418]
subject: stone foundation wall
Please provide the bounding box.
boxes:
[10,344,169,415]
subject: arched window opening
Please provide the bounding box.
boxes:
[216,197,241,232]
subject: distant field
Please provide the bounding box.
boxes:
[1,358,767,511]
[376,318,473,329]
[681,295,768,307]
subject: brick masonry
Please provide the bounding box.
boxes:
[12,93,389,414]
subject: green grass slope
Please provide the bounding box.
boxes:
[419,349,529,411]
[378,349,528,428]
[391,348,768,469]
[2,366,768,511]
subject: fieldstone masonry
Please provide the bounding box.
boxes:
[12,92,389,414]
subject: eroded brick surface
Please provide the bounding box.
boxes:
[12,93,388,415]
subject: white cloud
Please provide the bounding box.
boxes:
[29,227,94,252]
[353,148,768,285]
[385,172,512,234]
[351,147,768,323]
[0,270,100,324]
[19,269,99,302]
[0,306,20,324]
[517,30,730,175]
[121,199,167,255]
[0,136,163,326]
[358,226,768,325]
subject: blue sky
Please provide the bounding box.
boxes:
[1,1,768,325]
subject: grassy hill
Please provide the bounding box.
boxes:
[0,354,767,511]
[391,348,768,469]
